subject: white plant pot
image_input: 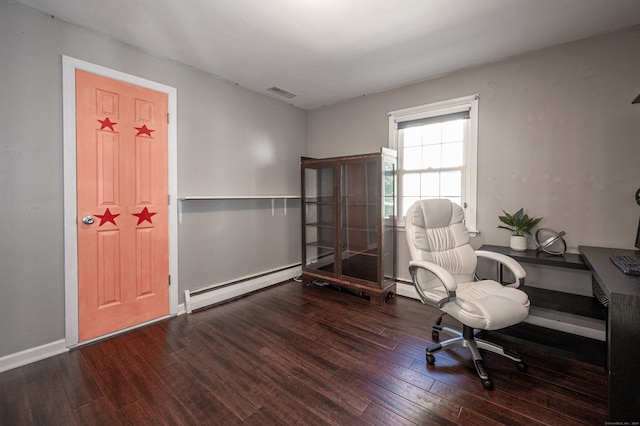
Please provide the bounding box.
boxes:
[510,235,528,251]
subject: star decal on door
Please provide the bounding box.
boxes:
[98,117,117,131]
[133,207,157,225]
[95,208,120,226]
[134,124,154,137]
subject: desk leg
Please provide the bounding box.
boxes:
[607,295,640,422]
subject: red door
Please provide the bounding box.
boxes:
[76,70,169,341]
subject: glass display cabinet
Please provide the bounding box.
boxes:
[301,148,396,305]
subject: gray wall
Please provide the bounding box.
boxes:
[308,25,640,284]
[179,198,301,289]
[0,1,306,358]
[2,0,639,361]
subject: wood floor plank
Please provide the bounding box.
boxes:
[240,406,294,426]
[428,380,548,426]
[22,358,78,425]
[73,396,122,425]
[226,312,345,380]
[254,358,371,425]
[314,315,400,350]
[140,319,186,354]
[456,407,512,426]
[258,345,372,414]
[51,349,103,410]
[359,368,463,423]
[408,357,565,423]
[0,281,607,425]
[118,399,172,426]
[78,343,140,409]
[174,344,263,421]
[313,322,417,369]
[0,368,34,425]
[159,358,239,423]
[360,401,420,426]
[120,352,203,425]
[332,368,458,425]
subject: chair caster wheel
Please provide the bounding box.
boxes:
[426,354,436,365]
[516,361,528,372]
[482,379,494,390]
[432,331,439,341]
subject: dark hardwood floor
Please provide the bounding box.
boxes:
[0,281,607,425]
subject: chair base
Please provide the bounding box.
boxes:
[426,323,527,390]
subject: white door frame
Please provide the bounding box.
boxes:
[62,56,179,347]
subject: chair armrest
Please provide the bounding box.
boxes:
[408,260,457,307]
[475,250,527,288]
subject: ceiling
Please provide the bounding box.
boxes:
[15,0,640,109]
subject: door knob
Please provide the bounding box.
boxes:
[82,216,95,225]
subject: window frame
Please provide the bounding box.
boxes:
[389,94,479,234]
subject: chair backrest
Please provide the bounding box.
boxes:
[405,199,477,283]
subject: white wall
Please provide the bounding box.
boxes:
[0,1,306,358]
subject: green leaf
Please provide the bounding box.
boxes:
[497,208,543,236]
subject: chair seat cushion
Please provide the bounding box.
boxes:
[442,280,530,330]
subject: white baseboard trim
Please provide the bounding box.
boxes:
[0,306,188,374]
[396,281,420,300]
[177,303,186,316]
[0,339,68,373]
[185,264,302,313]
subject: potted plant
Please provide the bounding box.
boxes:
[498,208,543,251]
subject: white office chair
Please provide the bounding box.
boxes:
[405,199,530,389]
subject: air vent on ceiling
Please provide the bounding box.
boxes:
[267,86,297,99]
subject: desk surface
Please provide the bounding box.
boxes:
[480,244,588,270]
[579,246,640,303]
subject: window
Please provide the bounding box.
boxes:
[389,95,478,234]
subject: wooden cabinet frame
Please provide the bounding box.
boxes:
[301,148,396,305]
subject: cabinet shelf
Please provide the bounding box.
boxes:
[306,241,335,250]
[343,248,378,257]
[305,197,334,204]
[305,222,334,228]
[343,226,377,233]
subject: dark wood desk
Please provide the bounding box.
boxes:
[580,246,640,423]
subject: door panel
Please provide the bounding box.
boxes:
[76,69,168,342]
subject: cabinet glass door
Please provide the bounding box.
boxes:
[303,165,336,274]
[340,159,379,283]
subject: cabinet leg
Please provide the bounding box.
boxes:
[369,293,382,306]
[370,289,395,306]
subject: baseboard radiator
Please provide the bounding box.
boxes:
[184,263,302,313]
